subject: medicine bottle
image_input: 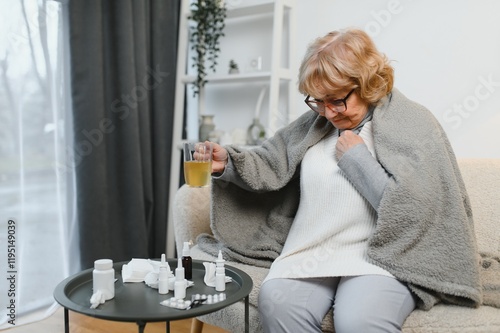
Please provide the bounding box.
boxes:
[182,242,192,280]
[93,259,115,300]
[158,254,169,295]
[174,258,186,299]
[215,250,226,292]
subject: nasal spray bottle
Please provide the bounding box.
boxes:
[174,258,186,299]
[182,242,192,280]
[158,254,169,295]
[215,250,226,292]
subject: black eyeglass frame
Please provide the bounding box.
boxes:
[304,89,355,114]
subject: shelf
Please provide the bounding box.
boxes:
[181,70,293,84]
[168,0,297,258]
[226,3,275,19]
[184,2,278,22]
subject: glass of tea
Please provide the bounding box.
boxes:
[183,142,213,187]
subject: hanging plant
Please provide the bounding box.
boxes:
[189,0,227,96]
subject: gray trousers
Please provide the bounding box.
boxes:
[258,275,416,333]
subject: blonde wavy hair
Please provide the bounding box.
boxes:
[298,28,394,105]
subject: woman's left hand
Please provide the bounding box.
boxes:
[336,130,365,160]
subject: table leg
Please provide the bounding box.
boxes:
[245,296,249,333]
[64,308,69,333]
[166,320,170,333]
[136,320,146,333]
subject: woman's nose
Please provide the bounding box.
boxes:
[324,105,340,117]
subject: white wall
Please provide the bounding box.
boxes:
[293,0,500,158]
[200,0,500,158]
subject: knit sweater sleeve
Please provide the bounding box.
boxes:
[212,155,254,191]
[337,143,391,211]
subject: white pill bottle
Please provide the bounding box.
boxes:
[93,259,115,300]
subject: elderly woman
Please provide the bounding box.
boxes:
[202,28,481,333]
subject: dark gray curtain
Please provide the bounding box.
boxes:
[68,0,180,269]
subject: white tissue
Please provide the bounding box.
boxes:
[122,259,155,283]
[203,262,232,287]
[90,290,104,309]
[203,262,217,287]
[144,271,160,288]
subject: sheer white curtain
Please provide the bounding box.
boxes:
[0,0,78,328]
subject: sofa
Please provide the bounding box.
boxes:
[173,158,500,333]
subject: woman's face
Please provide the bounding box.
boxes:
[321,90,369,130]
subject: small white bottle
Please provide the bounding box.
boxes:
[215,250,226,292]
[93,259,115,300]
[174,258,186,299]
[158,254,169,295]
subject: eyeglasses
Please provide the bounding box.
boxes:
[304,89,355,114]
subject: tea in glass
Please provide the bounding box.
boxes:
[183,142,213,187]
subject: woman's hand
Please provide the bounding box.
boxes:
[336,130,364,160]
[211,142,229,174]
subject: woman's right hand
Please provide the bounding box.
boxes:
[211,142,229,174]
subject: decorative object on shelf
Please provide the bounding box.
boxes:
[231,128,247,146]
[228,59,239,74]
[208,129,224,143]
[247,118,266,145]
[247,86,267,145]
[189,0,227,96]
[199,114,216,141]
[247,56,262,72]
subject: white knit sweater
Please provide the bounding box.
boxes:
[264,121,393,281]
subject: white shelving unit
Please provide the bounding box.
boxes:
[166,0,296,257]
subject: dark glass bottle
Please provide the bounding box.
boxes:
[181,242,192,280]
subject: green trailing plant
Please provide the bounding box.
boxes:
[229,59,238,69]
[229,59,239,72]
[189,0,227,96]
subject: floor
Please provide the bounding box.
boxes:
[5,306,228,333]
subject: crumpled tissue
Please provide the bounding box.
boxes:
[90,281,117,309]
[203,262,232,287]
[122,259,155,283]
[90,290,106,309]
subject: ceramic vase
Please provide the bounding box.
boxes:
[199,115,215,141]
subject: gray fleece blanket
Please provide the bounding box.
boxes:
[197,89,482,310]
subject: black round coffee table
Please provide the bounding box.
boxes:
[53,259,253,333]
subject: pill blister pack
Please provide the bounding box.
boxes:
[160,292,227,310]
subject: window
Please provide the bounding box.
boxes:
[0,0,77,327]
